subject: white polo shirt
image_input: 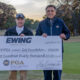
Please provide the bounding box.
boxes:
[16,26,24,35]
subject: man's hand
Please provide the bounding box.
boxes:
[20,34,25,37]
[42,33,47,38]
[60,33,66,39]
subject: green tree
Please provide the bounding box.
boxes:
[0,2,16,29]
[25,18,39,30]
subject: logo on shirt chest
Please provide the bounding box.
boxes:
[56,25,60,28]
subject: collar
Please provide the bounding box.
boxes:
[45,16,57,25]
[16,26,24,29]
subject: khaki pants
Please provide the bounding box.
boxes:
[9,71,27,80]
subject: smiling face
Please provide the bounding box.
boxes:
[16,18,25,28]
[46,7,56,19]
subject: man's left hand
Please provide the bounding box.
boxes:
[60,33,66,39]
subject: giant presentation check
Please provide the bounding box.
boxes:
[0,36,62,71]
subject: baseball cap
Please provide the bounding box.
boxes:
[16,13,25,19]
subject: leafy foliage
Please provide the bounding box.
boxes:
[0,2,16,29]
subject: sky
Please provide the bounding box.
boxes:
[0,0,59,20]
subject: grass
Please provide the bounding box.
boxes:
[63,42,80,74]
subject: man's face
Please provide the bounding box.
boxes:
[16,18,25,27]
[46,7,56,19]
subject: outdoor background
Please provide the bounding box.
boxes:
[0,0,80,80]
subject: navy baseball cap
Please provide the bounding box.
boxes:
[16,13,25,19]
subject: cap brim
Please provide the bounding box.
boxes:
[16,17,24,19]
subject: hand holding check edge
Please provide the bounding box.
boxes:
[42,33,66,40]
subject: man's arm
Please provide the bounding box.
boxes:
[60,20,70,40]
[36,23,42,36]
[4,29,10,36]
[29,31,33,36]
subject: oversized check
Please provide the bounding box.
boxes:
[0,36,62,71]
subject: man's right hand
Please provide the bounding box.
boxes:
[42,33,47,38]
[20,34,25,37]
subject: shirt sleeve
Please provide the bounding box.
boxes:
[36,23,42,36]
[61,20,70,40]
[4,29,10,36]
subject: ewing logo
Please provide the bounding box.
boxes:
[6,37,32,43]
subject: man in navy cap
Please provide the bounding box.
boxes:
[5,13,33,80]
[36,5,70,80]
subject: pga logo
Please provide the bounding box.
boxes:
[11,60,24,65]
[3,60,9,66]
[3,60,24,66]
